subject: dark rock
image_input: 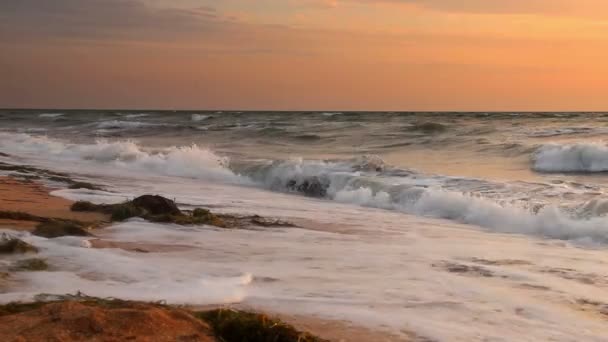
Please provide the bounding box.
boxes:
[33,220,91,238]
[11,258,49,271]
[195,309,328,342]
[0,234,38,254]
[0,211,46,222]
[111,203,143,221]
[70,195,228,227]
[286,177,328,197]
[250,215,295,227]
[71,201,104,212]
[132,195,181,216]
[68,182,104,191]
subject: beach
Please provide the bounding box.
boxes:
[0,175,404,341]
[1,111,608,340]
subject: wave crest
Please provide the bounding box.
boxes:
[532,143,608,172]
[0,133,243,183]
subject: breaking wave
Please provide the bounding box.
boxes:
[38,113,64,118]
[0,133,244,183]
[235,156,608,244]
[191,114,212,122]
[2,133,608,244]
[96,120,163,130]
[532,143,608,172]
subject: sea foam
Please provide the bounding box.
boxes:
[533,143,608,172]
[0,133,244,183]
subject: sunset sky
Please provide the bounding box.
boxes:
[2,0,608,111]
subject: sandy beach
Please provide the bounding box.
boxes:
[0,175,404,341]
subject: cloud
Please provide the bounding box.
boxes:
[0,0,229,43]
[331,0,608,18]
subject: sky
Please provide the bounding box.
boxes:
[2,0,608,111]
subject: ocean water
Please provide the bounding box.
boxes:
[2,110,608,340]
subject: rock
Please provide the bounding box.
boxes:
[0,234,38,254]
[192,208,226,227]
[196,309,328,342]
[33,220,91,238]
[286,177,328,197]
[68,181,103,191]
[71,201,104,212]
[11,258,49,271]
[0,300,216,342]
[110,203,143,221]
[132,195,182,216]
[70,195,229,227]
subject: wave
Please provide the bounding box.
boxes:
[3,133,608,244]
[38,113,64,118]
[96,120,161,130]
[0,227,252,304]
[234,156,608,244]
[532,143,608,172]
[527,127,596,138]
[124,113,150,119]
[0,133,244,183]
[191,114,212,122]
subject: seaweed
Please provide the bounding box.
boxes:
[195,309,328,342]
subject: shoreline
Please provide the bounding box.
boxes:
[0,175,407,341]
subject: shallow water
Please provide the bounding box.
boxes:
[2,110,608,340]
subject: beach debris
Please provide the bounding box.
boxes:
[11,258,49,272]
[0,162,105,190]
[433,261,494,277]
[195,309,329,342]
[71,195,299,229]
[71,195,226,227]
[0,233,38,254]
[0,210,47,222]
[0,295,327,342]
[33,220,92,238]
[67,181,104,191]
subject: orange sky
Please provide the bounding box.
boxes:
[2,0,608,110]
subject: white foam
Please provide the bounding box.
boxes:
[0,133,245,183]
[0,228,252,304]
[96,120,159,130]
[124,113,149,118]
[38,113,64,118]
[191,114,211,122]
[533,143,608,172]
[3,132,608,244]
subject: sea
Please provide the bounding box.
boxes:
[2,109,608,340]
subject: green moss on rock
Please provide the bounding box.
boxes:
[0,235,38,254]
[12,258,49,271]
[196,309,328,342]
[111,203,143,221]
[0,211,46,222]
[70,195,227,227]
[33,220,91,238]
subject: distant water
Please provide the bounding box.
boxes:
[2,110,608,340]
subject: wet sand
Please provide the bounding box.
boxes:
[0,176,108,230]
[0,176,405,341]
